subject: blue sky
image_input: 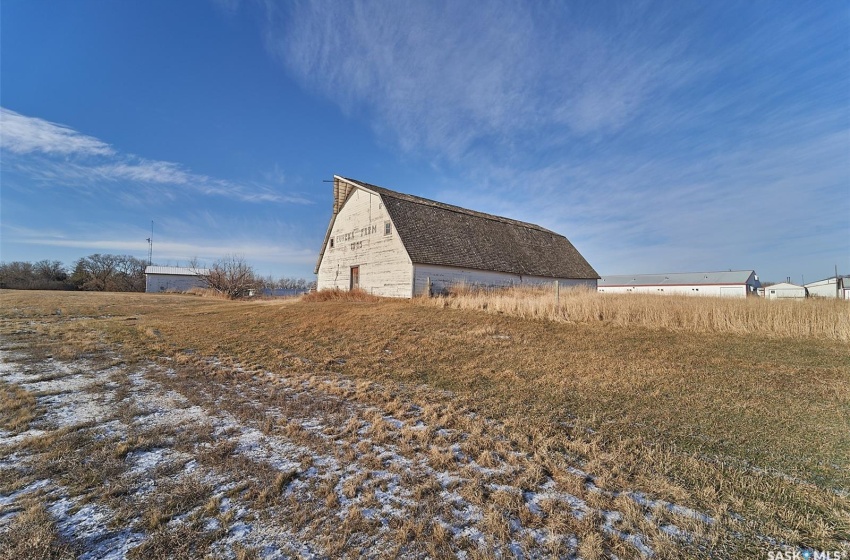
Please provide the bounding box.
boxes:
[1,1,848,283]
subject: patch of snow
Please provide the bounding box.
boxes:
[49,496,146,560]
[41,391,111,428]
[234,426,315,473]
[228,521,252,539]
[126,447,190,476]
[382,416,404,429]
[659,521,691,541]
[0,479,52,507]
[408,420,427,431]
[629,491,715,525]
[601,510,655,557]
[0,428,47,447]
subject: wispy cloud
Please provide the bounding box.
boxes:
[442,106,849,278]
[0,108,115,156]
[94,161,191,184]
[263,2,700,162]
[0,107,311,205]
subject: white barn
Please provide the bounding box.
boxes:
[764,282,807,300]
[804,276,848,299]
[315,176,599,298]
[145,266,208,293]
[597,270,760,298]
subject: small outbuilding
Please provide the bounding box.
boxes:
[598,270,760,298]
[763,282,807,300]
[315,176,599,297]
[144,266,208,293]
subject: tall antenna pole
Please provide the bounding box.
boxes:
[146,220,153,266]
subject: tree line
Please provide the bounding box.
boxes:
[0,255,146,291]
[0,254,315,297]
[258,276,314,291]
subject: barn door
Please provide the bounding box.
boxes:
[350,266,360,290]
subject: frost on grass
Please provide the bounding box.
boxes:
[0,334,721,559]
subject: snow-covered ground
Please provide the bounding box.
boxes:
[0,339,720,559]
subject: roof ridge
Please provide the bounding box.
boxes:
[604,270,753,276]
[342,177,558,236]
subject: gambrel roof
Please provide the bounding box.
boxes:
[316,176,598,279]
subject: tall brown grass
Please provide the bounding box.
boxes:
[420,285,850,341]
[185,287,232,299]
[301,288,382,303]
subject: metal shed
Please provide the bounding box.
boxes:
[144,266,209,293]
[764,282,807,300]
[804,276,848,299]
[597,271,760,298]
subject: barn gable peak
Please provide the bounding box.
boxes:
[333,175,360,215]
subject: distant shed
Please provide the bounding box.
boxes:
[764,282,807,300]
[597,270,760,298]
[804,276,848,299]
[144,266,208,293]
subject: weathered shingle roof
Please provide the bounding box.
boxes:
[599,270,756,287]
[340,177,598,279]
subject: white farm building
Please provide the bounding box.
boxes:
[315,176,599,298]
[804,276,849,299]
[597,270,760,298]
[764,282,807,300]
[144,266,208,293]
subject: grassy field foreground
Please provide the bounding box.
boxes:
[0,290,848,558]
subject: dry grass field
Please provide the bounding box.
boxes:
[0,289,847,559]
[419,285,850,341]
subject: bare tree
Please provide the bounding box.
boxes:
[32,260,71,290]
[33,260,67,282]
[113,256,146,291]
[188,256,204,272]
[202,255,257,299]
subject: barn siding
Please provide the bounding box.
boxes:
[412,264,596,296]
[316,189,413,297]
